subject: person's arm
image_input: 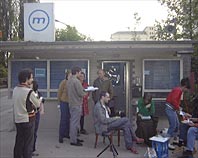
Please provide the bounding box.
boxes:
[149,101,155,115]
[108,80,114,99]
[75,79,87,97]
[137,98,145,114]
[92,80,97,102]
[57,80,64,102]
[29,91,41,108]
[96,105,117,124]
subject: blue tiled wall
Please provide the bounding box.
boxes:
[11,61,47,89]
[50,60,88,89]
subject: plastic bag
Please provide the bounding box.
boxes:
[144,147,157,158]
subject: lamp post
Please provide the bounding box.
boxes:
[55,19,69,27]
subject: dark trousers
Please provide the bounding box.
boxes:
[33,112,40,152]
[14,121,35,158]
[80,115,84,131]
[59,101,70,139]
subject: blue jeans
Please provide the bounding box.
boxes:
[107,117,136,149]
[59,101,70,139]
[165,106,179,137]
[186,127,198,151]
[179,123,189,142]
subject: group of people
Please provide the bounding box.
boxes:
[58,67,144,154]
[164,77,198,156]
[12,67,198,157]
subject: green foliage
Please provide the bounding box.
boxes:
[0,64,7,78]
[55,26,86,41]
[152,0,198,40]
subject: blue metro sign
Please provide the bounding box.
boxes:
[28,9,50,32]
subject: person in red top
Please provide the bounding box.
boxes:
[165,77,191,150]
[79,72,89,135]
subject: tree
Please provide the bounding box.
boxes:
[131,12,141,41]
[152,0,198,41]
[55,26,87,41]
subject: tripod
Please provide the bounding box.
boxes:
[96,135,118,158]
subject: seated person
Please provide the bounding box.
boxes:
[178,95,198,147]
[183,118,198,156]
[135,93,158,146]
[93,91,144,154]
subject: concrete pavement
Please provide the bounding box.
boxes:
[0,88,197,158]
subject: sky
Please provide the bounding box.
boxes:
[40,0,168,41]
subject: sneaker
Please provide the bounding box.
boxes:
[168,143,175,150]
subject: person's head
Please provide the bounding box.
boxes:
[32,80,38,92]
[65,70,72,80]
[97,69,105,79]
[18,68,33,86]
[99,91,110,104]
[180,77,190,92]
[79,72,85,83]
[71,67,82,78]
[143,93,152,105]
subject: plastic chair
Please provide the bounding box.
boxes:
[96,131,119,158]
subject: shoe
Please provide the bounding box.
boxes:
[134,137,144,144]
[80,129,88,135]
[127,147,139,154]
[183,150,193,156]
[70,142,83,146]
[168,143,175,150]
[59,138,63,143]
[32,153,39,156]
[77,138,84,143]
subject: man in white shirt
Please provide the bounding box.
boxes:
[13,68,41,158]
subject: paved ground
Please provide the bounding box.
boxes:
[0,88,197,158]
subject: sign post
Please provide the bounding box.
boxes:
[24,3,55,42]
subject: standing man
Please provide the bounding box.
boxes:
[165,77,191,150]
[13,68,41,158]
[57,70,72,143]
[67,67,87,146]
[92,69,114,112]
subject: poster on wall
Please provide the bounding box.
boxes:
[35,68,46,77]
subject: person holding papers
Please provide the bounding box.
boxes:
[135,93,157,146]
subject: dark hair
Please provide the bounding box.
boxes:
[71,67,81,75]
[32,80,38,91]
[18,68,33,84]
[181,77,190,89]
[99,91,107,99]
[143,92,152,104]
